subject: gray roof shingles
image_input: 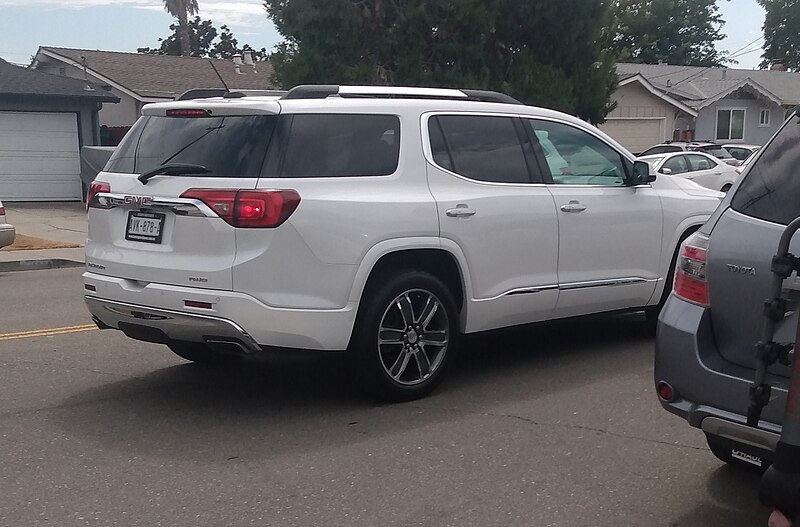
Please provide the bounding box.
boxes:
[0,58,119,101]
[617,62,800,106]
[40,47,276,99]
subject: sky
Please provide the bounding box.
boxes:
[0,0,767,69]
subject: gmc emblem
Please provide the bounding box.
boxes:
[123,195,154,208]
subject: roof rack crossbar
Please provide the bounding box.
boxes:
[281,85,521,104]
[176,88,288,101]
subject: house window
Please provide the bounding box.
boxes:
[716,109,745,141]
[760,108,771,127]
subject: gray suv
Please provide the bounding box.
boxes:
[655,111,800,471]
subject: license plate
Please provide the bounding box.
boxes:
[125,211,165,244]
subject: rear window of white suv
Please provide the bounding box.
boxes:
[731,113,800,225]
[278,114,400,178]
[106,115,276,177]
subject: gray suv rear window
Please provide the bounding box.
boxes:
[731,114,800,225]
[105,115,276,177]
[279,114,400,178]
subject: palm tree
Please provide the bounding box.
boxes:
[163,0,199,56]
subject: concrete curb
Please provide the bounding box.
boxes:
[0,259,85,273]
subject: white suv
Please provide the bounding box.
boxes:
[84,85,723,400]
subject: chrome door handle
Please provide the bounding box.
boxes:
[560,200,587,213]
[446,205,476,218]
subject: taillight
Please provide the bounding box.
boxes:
[0,206,5,216]
[673,232,710,306]
[180,189,300,228]
[87,181,111,211]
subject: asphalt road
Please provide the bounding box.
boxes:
[0,267,771,526]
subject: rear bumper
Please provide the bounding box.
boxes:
[0,223,15,248]
[655,294,786,453]
[86,296,262,353]
[83,272,358,351]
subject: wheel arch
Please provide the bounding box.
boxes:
[349,239,471,323]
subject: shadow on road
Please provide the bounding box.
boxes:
[52,312,655,461]
[668,465,770,526]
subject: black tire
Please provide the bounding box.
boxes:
[167,342,241,366]
[351,270,459,402]
[705,433,771,472]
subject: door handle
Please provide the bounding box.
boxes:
[446,204,476,218]
[714,172,722,175]
[560,200,587,213]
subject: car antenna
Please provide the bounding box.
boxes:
[208,59,230,93]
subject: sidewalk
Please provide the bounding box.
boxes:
[0,202,87,268]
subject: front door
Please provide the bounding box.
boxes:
[526,118,663,318]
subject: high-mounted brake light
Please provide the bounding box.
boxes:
[87,181,111,211]
[673,232,710,306]
[166,109,210,117]
[180,189,301,228]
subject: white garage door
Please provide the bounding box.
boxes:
[599,118,664,155]
[0,111,82,201]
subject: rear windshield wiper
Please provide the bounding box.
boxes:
[138,164,211,184]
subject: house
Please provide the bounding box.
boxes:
[0,58,119,201]
[599,62,800,153]
[31,47,276,143]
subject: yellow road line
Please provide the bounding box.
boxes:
[0,324,97,341]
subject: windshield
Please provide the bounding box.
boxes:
[639,156,664,168]
[697,145,733,159]
[105,115,276,177]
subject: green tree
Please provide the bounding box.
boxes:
[138,17,217,57]
[265,0,617,123]
[138,18,269,60]
[608,0,728,66]
[163,0,200,57]
[758,0,800,71]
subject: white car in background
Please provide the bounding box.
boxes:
[0,200,15,248]
[638,151,740,192]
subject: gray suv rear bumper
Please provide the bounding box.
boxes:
[655,294,786,453]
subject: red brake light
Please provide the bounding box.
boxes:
[0,206,5,216]
[180,189,300,228]
[166,109,210,117]
[673,232,710,306]
[87,181,111,211]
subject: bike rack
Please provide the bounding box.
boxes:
[750,216,800,524]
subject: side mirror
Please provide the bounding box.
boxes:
[632,160,657,185]
[660,167,673,175]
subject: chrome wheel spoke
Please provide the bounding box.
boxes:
[414,349,431,378]
[378,326,405,345]
[396,294,415,328]
[418,298,440,328]
[389,349,412,379]
[420,329,447,346]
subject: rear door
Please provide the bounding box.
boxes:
[708,114,800,373]
[527,118,663,317]
[87,104,278,290]
[424,113,559,333]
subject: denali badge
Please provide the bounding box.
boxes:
[731,449,763,467]
[727,264,756,276]
[123,195,154,208]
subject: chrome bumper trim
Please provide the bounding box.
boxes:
[85,296,261,352]
[701,416,781,452]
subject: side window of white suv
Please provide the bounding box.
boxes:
[528,120,628,186]
[429,115,537,184]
